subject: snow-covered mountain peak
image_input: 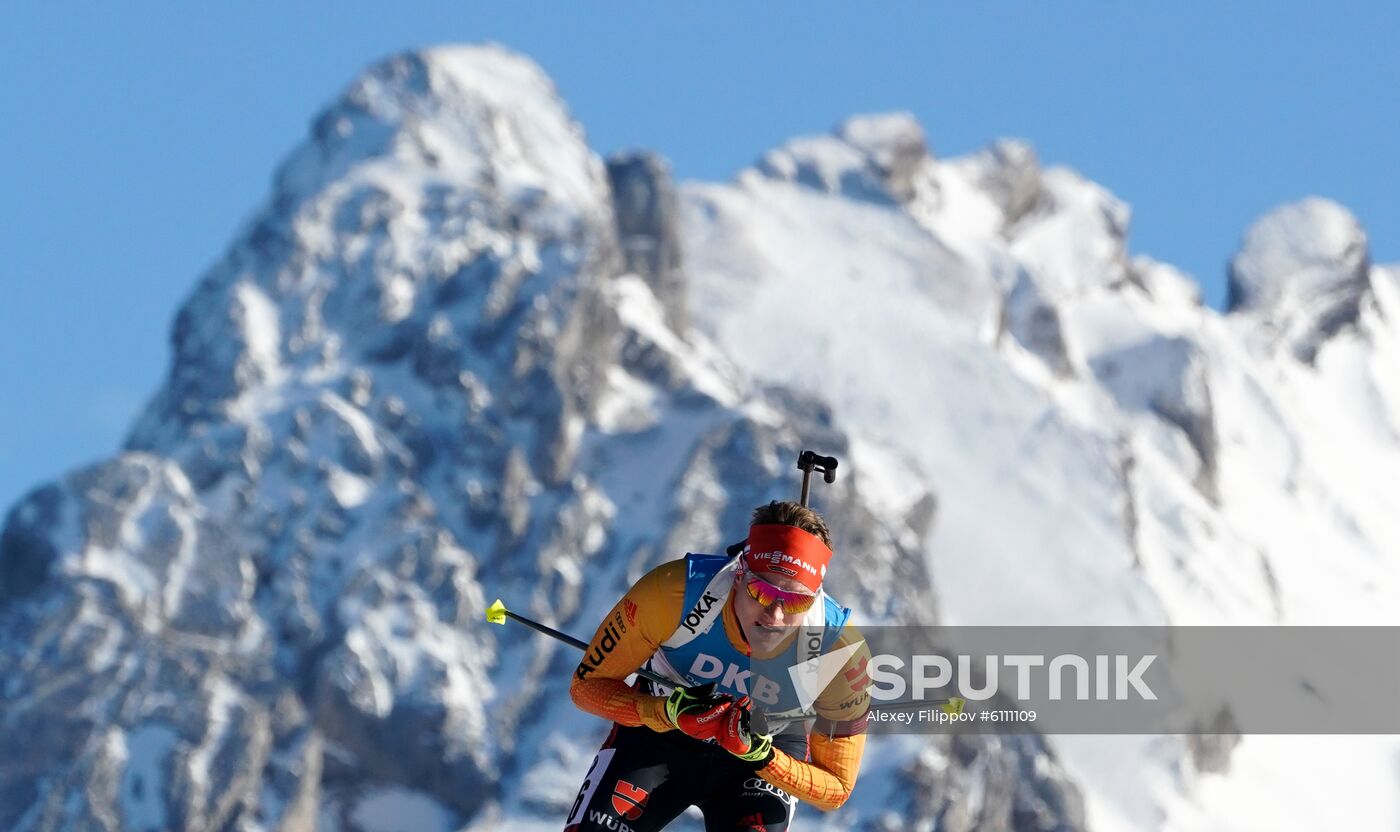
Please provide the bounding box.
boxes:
[835,111,927,161]
[1226,197,1372,362]
[274,44,604,226]
[834,111,929,201]
[750,111,931,204]
[128,42,620,474]
[947,138,1045,231]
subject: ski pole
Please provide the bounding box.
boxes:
[486,599,678,690]
[796,450,838,507]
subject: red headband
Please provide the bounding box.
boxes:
[743,524,832,593]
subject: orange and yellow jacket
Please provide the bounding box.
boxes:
[569,559,872,812]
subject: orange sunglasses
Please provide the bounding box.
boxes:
[744,575,818,615]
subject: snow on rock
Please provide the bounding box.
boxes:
[754,134,883,200]
[1064,287,1218,499]
[1127,256,1203,312]
[950,138,1046,231]
[277,44,601,231]
[1227,197,1372,363]
[753,111,931,205]
[834,111,930,203]
[1011,167,1133,301]
[117,723,180,832]
[1003,266,1076,377]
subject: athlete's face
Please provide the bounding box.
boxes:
[732,567,816,654]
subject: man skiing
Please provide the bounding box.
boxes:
[565,500,871,831]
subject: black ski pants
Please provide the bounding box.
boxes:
[563,724,803,831]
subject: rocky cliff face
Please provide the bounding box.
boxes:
[3,44,1398,832]
[606,152,689,335]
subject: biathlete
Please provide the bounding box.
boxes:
[565,500,872,831]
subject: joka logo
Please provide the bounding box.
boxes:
[681,591,720,634]
[611,781,649,821]
[576,620,625,680]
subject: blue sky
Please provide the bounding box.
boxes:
[1,2,1396,514]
